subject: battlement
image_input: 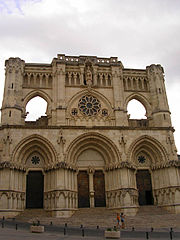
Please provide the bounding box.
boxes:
[54,54,123,67]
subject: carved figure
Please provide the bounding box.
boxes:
[86,66,93,86]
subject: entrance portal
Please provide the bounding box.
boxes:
[136,170,153,205]
[94,170,106,207]
[78,171,90,208]
[26,171,44,208]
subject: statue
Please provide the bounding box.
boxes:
[85,66,93,86]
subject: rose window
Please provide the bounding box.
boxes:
[138,155,146,164]
[31,156,40,165]
[78,95,101,116]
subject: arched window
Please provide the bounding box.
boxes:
[127,99,147,119]
[76,73,80,85]
[24,74,28,86]
[30,74,34,86]
[48,75,52,88]
[65,73,69,85]
[42,75,46,87]
[97,74,100,86]
[25,96,47,121]
[36,74,40,86]
[102,74,106,86]
[108,75,111,86]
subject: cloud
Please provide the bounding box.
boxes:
[0,0,180,152]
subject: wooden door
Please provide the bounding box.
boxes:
[94,170,106,207]
[78,171,90,208]
[136,170,153,205]
[26,171,44,208]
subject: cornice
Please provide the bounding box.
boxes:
[0,124,175,132]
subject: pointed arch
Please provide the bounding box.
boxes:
[66,88,114,118]
[22,89,52,117]
[127,135,169,165]
[66,132,121,167]
[125,93,152,117]
[11,134,58,167]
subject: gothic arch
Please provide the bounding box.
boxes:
[22,89,52,117]
[125,93,152,117]
[11,134,58,167]
[66,89,114,118]
[66,132,121,167]
[127,135,169,166]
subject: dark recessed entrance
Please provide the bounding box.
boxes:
[136,170,154,205]
[26,171,44,208]
[78,171,90,208]
[94,170,106,207]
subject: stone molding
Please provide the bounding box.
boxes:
[0,159,179,172]
[105,161,136,171]
[44,161,77,172]
[151,160,180,170]
[0,161,26,171]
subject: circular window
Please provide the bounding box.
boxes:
[78,95,101,116]
[71,108,78,116]
[138,155,146,164]
[102,109,108,116]
[31,156,40,165]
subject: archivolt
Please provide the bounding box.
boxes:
[66,132,121,166]
[66,88,114,117]
[127,135,168,165]
[11,134,58,166]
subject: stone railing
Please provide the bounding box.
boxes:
[57,54,120,66]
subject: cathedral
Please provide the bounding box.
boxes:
[0,54,179,218]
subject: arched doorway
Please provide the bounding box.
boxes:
[136,170,153,205]
[66,132,120,209]
[77,149,106,208]
[26,171,44,208]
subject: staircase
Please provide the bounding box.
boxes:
[16,209,51,222]
[127,205,177,229]
[15,206,180,229]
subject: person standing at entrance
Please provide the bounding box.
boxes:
[120,212,125,229]
[116,213,121,228]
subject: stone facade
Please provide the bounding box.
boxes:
[0,54,179,218]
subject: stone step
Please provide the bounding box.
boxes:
[16,209,51,220]
[137,205,171,215]
[15,206,180,229]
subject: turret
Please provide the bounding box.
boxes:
[146,64,172,127]
[1,57,25,125]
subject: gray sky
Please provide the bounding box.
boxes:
[0,0,179,153]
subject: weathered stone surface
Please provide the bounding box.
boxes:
[0,54,179,218]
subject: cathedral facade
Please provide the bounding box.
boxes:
[0,54,179,218]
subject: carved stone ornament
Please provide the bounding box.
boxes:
[78,95,101,116]
[85,66,93,86]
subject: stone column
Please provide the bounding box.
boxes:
[88,168,95,208]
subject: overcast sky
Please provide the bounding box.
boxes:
[0,0,179,153]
